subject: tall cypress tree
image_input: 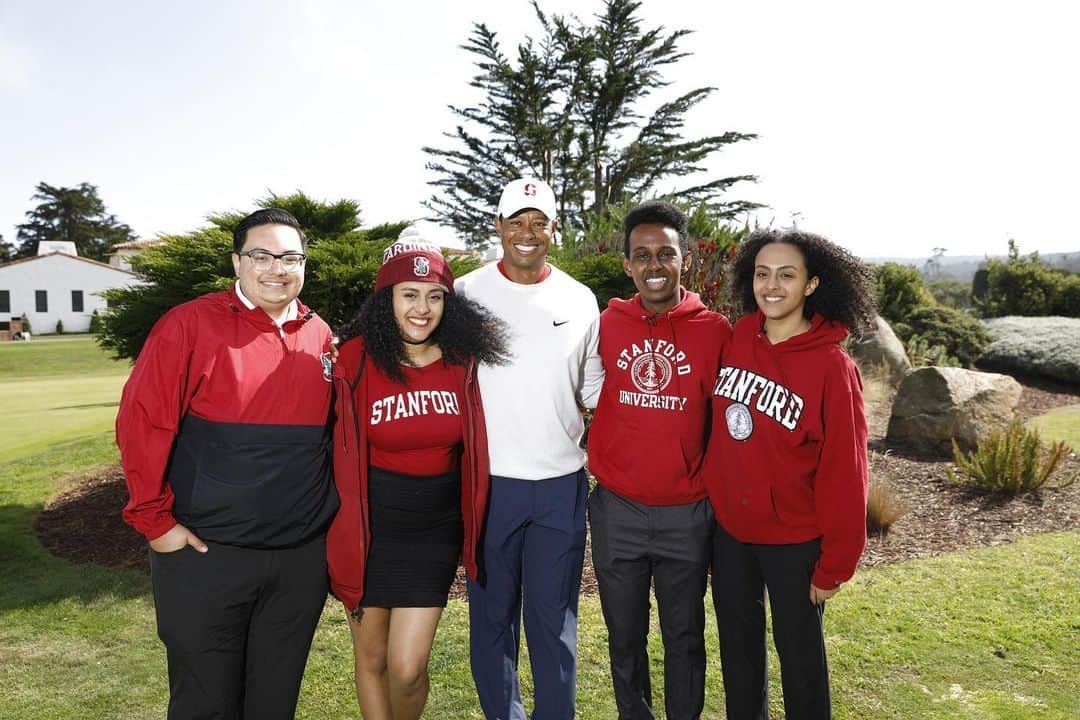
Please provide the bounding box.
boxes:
[423,0,758,249]
[15,182,136,261]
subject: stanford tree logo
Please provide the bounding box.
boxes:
[725,402,753,440]
[630,352,672,394]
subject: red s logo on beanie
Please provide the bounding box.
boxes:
[524,183,537,196]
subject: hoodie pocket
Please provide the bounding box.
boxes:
[768,471,816,528]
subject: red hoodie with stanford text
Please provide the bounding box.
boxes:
[588,290,731,505]
[703,311,868,589]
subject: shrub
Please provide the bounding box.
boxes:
[866,474,906,537]
[20,313,31,334]
[553,251,636,310]
[1053,274,1080,317]
[88,309,102,334]
[979,316,1080,385]
[900,305,989,367]
[684,205,745,314]
[971,267,989,303]
[874,262,934,325]
[947,418,1075,494]
[927,278,971,309]
[55,318,64,334]
[978,240,1080,318]
[904,334,959,368]
[978,256,1056,316]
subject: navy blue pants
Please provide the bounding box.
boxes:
[467,470,588,720]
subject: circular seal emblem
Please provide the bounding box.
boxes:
[725,402,753,441]
[413,256,431,277]
[630,352,672,394]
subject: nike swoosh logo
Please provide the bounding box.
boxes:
[553,320,569,327]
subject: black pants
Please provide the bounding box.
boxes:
[149,535,329,720]
[589,484,713,720]
[711,524,831,720]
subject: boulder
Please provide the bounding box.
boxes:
[978,316,1080,385]
[886,366,1021,454]
[848,315,911,383]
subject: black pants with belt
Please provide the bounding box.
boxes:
[711,524,831,720]
[589,483,714,720]
[149,535,328,720]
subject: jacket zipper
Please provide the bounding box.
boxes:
[350,355,367,617]
[464,360,478,561]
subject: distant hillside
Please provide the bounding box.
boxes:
[865,252,1080,282]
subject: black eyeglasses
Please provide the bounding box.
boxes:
[235,250,307,272]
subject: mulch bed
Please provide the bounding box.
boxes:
[33,378,1080,600]
[860,374,1080,568]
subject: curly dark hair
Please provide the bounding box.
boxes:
[337,287,511,384]
[728,228,876,333]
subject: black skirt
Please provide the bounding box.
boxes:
[361,466,463,608]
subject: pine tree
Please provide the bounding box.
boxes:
[14,182,136,261]
[96,192,422,360]
[423,0,757,248]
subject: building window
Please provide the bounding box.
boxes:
[0,290,9,314]
[71,290,84,312]
[36,290,48,313]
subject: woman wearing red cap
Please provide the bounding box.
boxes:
[327,228,508,720]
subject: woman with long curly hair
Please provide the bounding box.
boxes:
[326,228,508,720]
[704,228,875,720]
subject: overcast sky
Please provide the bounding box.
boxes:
[2,0,1077,259]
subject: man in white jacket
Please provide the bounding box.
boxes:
[455,177,603,720]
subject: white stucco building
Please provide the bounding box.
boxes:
[0,249,143,335]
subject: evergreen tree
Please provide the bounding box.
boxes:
[424,0,757,249]
[98,228,235,361]
[0,235,13,263]
[14,182,136,261]
[207,191,363,240]
[96,192,424,361]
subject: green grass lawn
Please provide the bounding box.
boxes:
[0,336,129,462]
[0,334,130,379]
[2,339,1079,719]
[1028,403,1080,452]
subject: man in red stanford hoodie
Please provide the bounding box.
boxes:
[116,208,338,719]
[586,201,731,720]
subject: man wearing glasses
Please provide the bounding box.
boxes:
[116,208,338,719]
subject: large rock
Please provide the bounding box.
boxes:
[978,316,1080,385]
[887,366,1022,454]
[849,315,911,383]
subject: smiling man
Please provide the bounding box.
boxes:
[586,201,731,720]
[116,208,338,719]
[455,177,604,720]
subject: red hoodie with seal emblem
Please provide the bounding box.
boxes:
[703,310,868,589]
[587,290,731,506]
